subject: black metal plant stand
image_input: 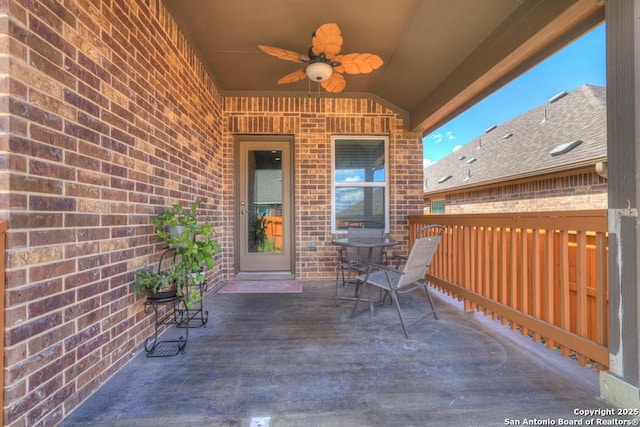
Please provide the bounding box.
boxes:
[144,294,188,357]
[177,271,209,329]
[142,248,209,357]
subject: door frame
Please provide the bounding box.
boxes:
[234,134,295,278]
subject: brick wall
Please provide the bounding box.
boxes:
[425,170,608,214]
[0,1,225,425]
[224,97,425,279]
[0,1,426,425]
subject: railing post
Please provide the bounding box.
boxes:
[531,229,541,343]
[544,229,555,350]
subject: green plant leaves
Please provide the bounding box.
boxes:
[135,199,221,299]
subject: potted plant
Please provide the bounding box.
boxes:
[153,200,221,266]
[150,199,222,294]
[152,200,200,248]
[184,285,203,308]
[131,262,188,299]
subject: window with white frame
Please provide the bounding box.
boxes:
[332,136,388,232]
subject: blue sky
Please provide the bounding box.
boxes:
[423,23,606,168]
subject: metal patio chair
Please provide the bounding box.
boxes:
[351,225,445,338]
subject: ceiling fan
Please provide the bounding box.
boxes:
[258,23,384,93]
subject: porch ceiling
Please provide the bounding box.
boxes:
[162,0,604,134]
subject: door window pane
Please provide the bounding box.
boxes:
[247,150,282,253]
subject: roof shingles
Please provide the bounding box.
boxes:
[424,84,607,194]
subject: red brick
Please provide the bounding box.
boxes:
[30,195,75,211]
[7,313,61,346]
[10,135,63,161]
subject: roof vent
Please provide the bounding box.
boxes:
[549,91,568,104]
[459,155,466,161]
[466,158,477,164]
[550,140,582,156]
[463,169,471,181]
[438,175,452,184]
[541,108,547,124]
[503,133,513,140]
[477,138,482,148]
[485,124,497,133]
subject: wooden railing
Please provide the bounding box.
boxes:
[409,210,609,368]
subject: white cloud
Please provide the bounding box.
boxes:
[345,176,362,182]
[430,131,455,145]
[423,158,433,169]
[452,145,462,152]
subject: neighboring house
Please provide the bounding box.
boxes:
[254,169,283,215]
[423,85,608,214]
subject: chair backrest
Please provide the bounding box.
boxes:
[397,233,443,289]
[414,224,445,268]
[346,227,385,263]
[415,224,446,239]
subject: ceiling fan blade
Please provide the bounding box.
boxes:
[277,69,307,84]
[258,45,309,63]
[312,23,342,59]
[321,72,346,93]
[333,53,384,74]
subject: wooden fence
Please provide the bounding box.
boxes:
[409,210,609,368]
[263,216,283,251]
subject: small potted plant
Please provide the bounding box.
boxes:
[184,285,203,308]
[131,262,188,299]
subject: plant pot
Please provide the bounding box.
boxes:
[168,226,186,248]
[147,289,177,300]
[146,281,178,300]
[167,226,194,248]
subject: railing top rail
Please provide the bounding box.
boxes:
[409,210,607,233]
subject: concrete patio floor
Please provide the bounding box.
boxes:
[61,281,628,427]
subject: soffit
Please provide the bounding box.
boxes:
[162,0,604,134]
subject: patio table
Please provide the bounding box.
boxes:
[331,236,398,261]
[332,236,398,307]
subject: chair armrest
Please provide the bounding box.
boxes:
[358,261,404,276]
[389,251,408,269]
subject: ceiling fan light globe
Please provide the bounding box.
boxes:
[305,62,333,82]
